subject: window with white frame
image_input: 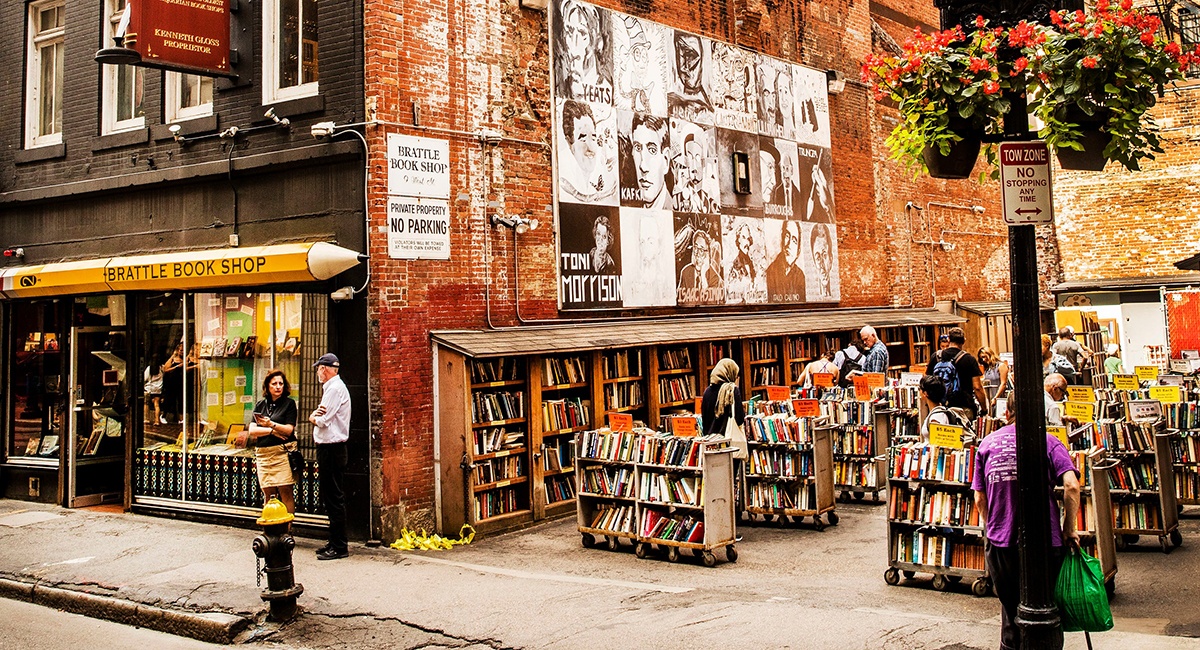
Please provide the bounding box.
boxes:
[262,0,319,104]
[25,0,65,148]
[165,72,214,123]
[101,0,145,134]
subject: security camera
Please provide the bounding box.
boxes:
[311,121,337,138]
[168,123,184,143]
[220,126,239,139]
[905,201,924,211]
[971,205,986,214]
[330,286,355,302]
[265,107,290,127]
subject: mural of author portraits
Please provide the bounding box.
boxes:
[552,0,839,310]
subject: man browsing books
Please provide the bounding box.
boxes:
[972,400,1080,650]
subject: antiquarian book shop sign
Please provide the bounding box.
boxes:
[387,134,452,260]
[122,0,232,76]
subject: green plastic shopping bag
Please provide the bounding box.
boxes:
[1054,549,1113,633]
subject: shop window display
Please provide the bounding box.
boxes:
[134,292,327,516]
[7,303,67,461]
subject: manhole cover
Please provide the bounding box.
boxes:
[0,511,62,527]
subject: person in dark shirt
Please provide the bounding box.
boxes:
[924,326,988,419]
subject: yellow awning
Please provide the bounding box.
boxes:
[1,242,362,299]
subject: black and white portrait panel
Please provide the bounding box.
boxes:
[721,215,768,305]
[710,42,756,131]
[667,30,714,125]
[560,203,623,309]
[553,0,614,105]
[674,212,725,306]
[619,208,676,307]
[793,64,831,149]
[716,128,761,216]
[762,138,800,219]
[669,119,721,215]
[611,14,669,116]
[762,218,806,303]
[803,222,840,303]
[756,57,793,138]
[557,98,619,206]
[618,111,672,210]
[796,144,836,223]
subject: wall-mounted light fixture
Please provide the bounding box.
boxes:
[3,248,25,259]
[732,152,751,194]
[826,69,846,95]
[264,107,291,129]
[492,215,540,234]
[519,0,549,10]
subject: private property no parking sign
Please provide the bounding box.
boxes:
[999,142,1054,225]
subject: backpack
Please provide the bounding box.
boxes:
[1050,353,1077,383]
[838,348,864,388]
[930,404,976,434]
[932,349,967,398]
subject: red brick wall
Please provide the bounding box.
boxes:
[364,0,1016,536]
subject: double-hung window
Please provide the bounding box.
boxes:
[263,0,319,104]
[25,1,65,148]
[100,0,145,134]
[165,72,214,123]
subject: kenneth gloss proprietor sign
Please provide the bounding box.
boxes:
[124,0,231,76]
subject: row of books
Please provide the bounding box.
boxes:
[1087,420,1156,452]
[1165,402,1200,430]
[746,482,819,510]
[747,338,778,361]
[1174,468,1200,501]
[604,350,643,379]
[744,413,814,444]
[134,447,324,514]
[752,366,781,386]
[576,429,725,467]
[659,376,696,403]
[888,485,980,528]
[834,459,878,487]
[577,429,640,462]
[832,427,876,456]
[474,455,524,485]
[888,412,920,441]
[641,509,705,543]
[581,466,636,497]
[1067,450,1092,490]
[640,472,702,506]
[1171,434,1200,465]
[471,358,522,384]
[590,504,636,534]
[786,335,828,360]
[641,432,725,466]
[542,397,591,432]
[543,439,574,472]
[659,347,692,371]
[1109,458,1159,491]
[604,382,644,409]
[826,399,873,426]
[748,448,813,477]
[1113,501,1162,531]
[473,427,524,456]
[472,390,525,424]
[873,386,920,410]
[894,533,985,570]
[544,356,588,385]
[546,475,576,504]
[475,486,525,520]
[891,443,977,485]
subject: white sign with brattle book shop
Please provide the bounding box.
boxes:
[387,133,452,259]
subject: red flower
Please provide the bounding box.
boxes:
[1121,0,1132,9]
[969,57,989,73]
[1011,57,1029,76]
[975,15,986,28]
[1141,31,1155,46]
[1082,56,1098,69]
[1076,10,1087,24]
[983,81,1000,95]
[1050,10,1063,27]
[1166,41,1182,57]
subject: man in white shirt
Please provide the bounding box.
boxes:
[310,353,351,560]
[1044,372,1067,427]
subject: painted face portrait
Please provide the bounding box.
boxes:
[692,231,711,271]
[759,67,778,127]
[812,225,832,278]
[783,221,800,265]
[631,117,669,205]
[776,69,794,133]
[563,5,597,88]
[674,33,704,91]
[759,150,778,198]
[569,114,599,176]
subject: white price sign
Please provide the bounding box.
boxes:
[999,141,1053,225]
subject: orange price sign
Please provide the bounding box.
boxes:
[694,397,703,414]
[864,372,887,390]
[852,375,871,401]
[793,399,821,418]
[766,385,790,401]
[812,372,835,388]
[608,412,633,432]
[672,416,698,437]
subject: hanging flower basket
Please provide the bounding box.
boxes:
[922,121,984,179]
[1055,106,1110,171]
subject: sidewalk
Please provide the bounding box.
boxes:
[0,498,1197,649]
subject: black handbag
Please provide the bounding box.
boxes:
[288,448,305,477]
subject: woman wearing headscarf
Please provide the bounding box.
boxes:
[701,358,747,514]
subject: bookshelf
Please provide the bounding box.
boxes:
[884,439,992,596]
[1165,398,1200,506]
[1056,447,1118,595]
[601,348,647,425]
[575,428,737,566]
[784,334,819,387]
[741,399,838,528]
[533,353,595,514]
[874,385,922,445]
[742,336,784,398]
[879,326,912,380]
[829,397,889,502]
[468,357,532,527]
[650,344,700,430]
[910,325,934,369]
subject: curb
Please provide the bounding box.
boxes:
[0,576,252,644]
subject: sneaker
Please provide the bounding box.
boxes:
[315,545,332,555]
[316,548,348,561]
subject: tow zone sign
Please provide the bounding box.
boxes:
[999,141,1053,225]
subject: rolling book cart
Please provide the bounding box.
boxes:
[884,437,992,597]
[741,398,838,529]
[575,428,737,567]
[829,396,888,503]
[1165,399,1200,507]
[1056,446,1118,595]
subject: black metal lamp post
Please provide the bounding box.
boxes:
[934,2,1081,649]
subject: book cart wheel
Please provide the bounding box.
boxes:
[853,491,865,501]
[1105,578,1115,598]
[726,545,738,563]
[839,490,850,502]
[1170,530,1183,548]
[634,543,647,559]
[902,570,915,579]
[1114,535,1129,552]
[883,568,901,586]
[931,573,950,591]
[971,577,992,598]
[872,491,882,503]
[702,551,717,567]
[1159,535,1170,554]
[947,575,962,583]
[827,511,839,526]
[581,533,596,548]
[607,536,619,551]
[667,546,681,563]
[812,518,826,532]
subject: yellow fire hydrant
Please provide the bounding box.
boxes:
[252,498,304,621]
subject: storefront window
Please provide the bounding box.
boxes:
[134,292,327,515]
[7,302,67,462]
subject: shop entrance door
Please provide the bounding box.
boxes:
[66,326,127,507]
